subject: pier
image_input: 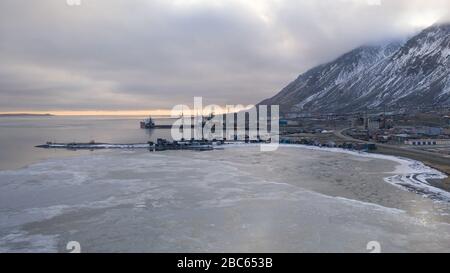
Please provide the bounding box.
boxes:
[35,137,272,152]
[35,139,221,152]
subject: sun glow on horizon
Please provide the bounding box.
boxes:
[0,105,252,116]
[0,110,173,116]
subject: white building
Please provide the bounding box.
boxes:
[404,139,450,146]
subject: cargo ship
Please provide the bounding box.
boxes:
[140,116,155,129]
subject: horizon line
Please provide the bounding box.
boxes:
[0,110,174,116]
[0,107,251,116]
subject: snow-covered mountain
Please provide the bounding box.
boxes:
[260,23,450,114]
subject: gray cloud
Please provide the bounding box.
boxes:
[0,0,449,111]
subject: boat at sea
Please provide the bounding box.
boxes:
[139,114,216,129]
[140,115,186,129]
[140,116,156,129]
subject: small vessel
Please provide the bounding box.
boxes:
[140,116,155,129]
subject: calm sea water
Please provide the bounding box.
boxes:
[0,116,173,170]
[1,116,450,252]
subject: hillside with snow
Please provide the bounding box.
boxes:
[260,23,450,115]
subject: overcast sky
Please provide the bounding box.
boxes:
[0,0,449,113]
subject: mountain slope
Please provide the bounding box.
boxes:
[260,23,450,114]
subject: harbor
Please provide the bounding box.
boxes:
[36,139,221,152]
[35,113,276,152]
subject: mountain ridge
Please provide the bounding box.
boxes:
[260,23,450,115]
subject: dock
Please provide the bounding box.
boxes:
[35,139,220,152]
[35,137,272,152]
[151,124,195,129]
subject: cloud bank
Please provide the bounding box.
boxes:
[0,0,449,112]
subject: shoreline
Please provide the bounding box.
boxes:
[370,145,450,193]
[333,128,450,194]
[2,142,450,202]
[228,143,450,202]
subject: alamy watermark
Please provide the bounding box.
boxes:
[65,240,380,253]
[170,97,279,152]
[366,241,381,253]
[66,241,81,253]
